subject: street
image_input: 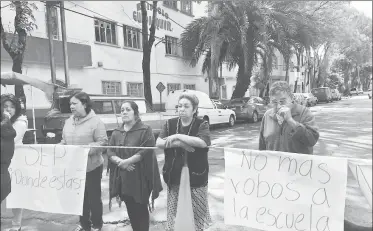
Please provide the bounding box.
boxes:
[1,94,372,231]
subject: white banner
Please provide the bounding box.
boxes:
[348,158,372,208]
[224,149,348,231]
[6,145,89,215]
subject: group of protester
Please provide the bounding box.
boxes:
[0,81,370,231]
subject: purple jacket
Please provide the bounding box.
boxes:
[259,103,319,154]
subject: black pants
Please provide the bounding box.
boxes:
[122,195,149,231]
[80,165,103,230]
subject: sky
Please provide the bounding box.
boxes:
[350,1,372,18]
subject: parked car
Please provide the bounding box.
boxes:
[311,87,333,103]
[293,93,308,106]
[226,96,268,123]
[166,89,236,127]
[302,93,318,106]
[350,88,361,96]
[43,94,179,143]
[331,89,342,101]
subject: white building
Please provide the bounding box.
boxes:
[1,1,305,109]
[2,1,238,110]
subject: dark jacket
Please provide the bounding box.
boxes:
[107,119,163,205]
[1,117,16,202]
[259,103,319,154]
[162,117,210,188]
[1,117,16,171]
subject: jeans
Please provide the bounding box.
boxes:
[121,195,149,231]
[80,165,103,230]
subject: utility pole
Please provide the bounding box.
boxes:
[46,1,57,84]
[60,1,70,87]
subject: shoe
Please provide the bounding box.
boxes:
[91,228,101,231]
[73,226,86,231]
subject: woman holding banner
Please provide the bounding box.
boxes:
[107,101,162,231]
[258,81,371,231]
[156,93,212,231]
[1,94,28,231]
[1,100,16,203]
[61,92,108,231]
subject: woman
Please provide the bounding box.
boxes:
[60,92,108,231]
[156,93,212,231]
[259,81,371,231]
[107,101,162,231]
[1,94,28,231]
[1,108,16,203]
[259,81,319,154]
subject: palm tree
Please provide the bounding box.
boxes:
[181,0,320,99]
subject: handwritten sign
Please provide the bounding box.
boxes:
[6,145,89,215]
[224,149,348,231]
[348,159,372,208]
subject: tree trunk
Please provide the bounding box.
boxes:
[141,1,157,108]
[12,55,26,111]
[231,26,255,99]
[284,56,290,82]
[209,38,221,99]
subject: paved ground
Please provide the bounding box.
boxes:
[1,94,372,231]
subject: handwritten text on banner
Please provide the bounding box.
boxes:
[224,149,348,231]
[7,145,89,215]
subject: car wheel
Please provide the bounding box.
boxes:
[251,111,259,123]
[228,115,235,127]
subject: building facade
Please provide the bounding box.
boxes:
[1,1,305,109]
[1,1,234,110]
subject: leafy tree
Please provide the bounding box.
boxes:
[181,1,313,99]
[0,1,37,109]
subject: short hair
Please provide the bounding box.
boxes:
[1,94,23,123]
[269,81,293,98]
[121,101,140,120]
[178,93,199,117]
[71,92,92,114]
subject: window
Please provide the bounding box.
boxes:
[92,101,114,114]
[102,81,122,95]
[165,36,179,56]
[272,55,278,69]
[181,1,192,15]
[167,83,181,95]
[94,18,117,45]
[163,1,178,10]
[123,25,142,49]
[184,84,195,90]
[46,6,59,40]
[221,85,227,99]
[127,82,144,97]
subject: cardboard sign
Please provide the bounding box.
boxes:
[6,145,89,215]
[224,149,348,231]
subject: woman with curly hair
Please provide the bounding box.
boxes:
[1,94,28,231]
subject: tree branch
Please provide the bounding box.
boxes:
[0,16,16,57]
[148,1,158,49]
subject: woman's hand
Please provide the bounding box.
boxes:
[118,159,135,171]
[3,111,11,119]
[172,140,195,152]
[166,134,180,144]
